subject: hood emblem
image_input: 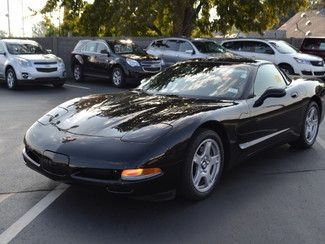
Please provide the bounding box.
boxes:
[61,136,77,143]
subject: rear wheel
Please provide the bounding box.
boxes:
[290,101,320,148]
[279,64,294,76]
[179,129,224,200]
[73,64,83,82]
[6,68,18,90]
[111,66,125,88]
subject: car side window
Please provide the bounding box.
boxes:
[0,43,5,53]
[254,42,274,54]
[165,40,179,51]
[83,42,98,53]
[178,41,194,53]
[97,43,109,53]
[151,40,165,50]
[223,41,241,51]
[254,64,287,97]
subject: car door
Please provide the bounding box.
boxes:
[163,39,180,66]
[94,42,111,78]
[0,42,6,79]
[176,41,196,61]
[81,41,98,75]
[251,41,276,63]
[237,64,304,153]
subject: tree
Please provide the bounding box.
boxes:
[41,0,308,36]
[0,30,7,38]
[32,17,60,37]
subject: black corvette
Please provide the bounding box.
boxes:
[23,58,325,200]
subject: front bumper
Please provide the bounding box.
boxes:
[124,64,166,84]
[15,64,66,83]
[295,63,325,79]
[23,147,177,195]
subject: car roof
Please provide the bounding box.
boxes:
[2,39,38,44]
[152,37,216,43]
[221,38,272,43]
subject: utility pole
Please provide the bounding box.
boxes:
[6,0,11,37]
[21,0,25,37]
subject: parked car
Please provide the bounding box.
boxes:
[221,38,325,79]
[300,37,325,61]
[23,58,325,200]
[0,39,66,89]
[71,39,164,88]
[146,37,236,66]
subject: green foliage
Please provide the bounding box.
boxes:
[40,0,308,37]
[0,30,7,38]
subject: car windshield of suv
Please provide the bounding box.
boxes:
[112,42,146,55]
[192,41,226,53]
[269,41,298,54]
[138,63,250,99]
[6,42,46,55]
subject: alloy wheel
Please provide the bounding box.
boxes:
[74,66,81,80]
[305,105,319,144]
[6,70,15,89]
[112,69,122,86]
[191,138,221,193]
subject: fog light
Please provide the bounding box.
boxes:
[22,73,29,79]
[121,168,162,180]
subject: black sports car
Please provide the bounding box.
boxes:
[23,58,325,200]
[71,39,165,87]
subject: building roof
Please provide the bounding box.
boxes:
[278,9,325,38]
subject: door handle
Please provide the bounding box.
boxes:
[291,92,299,98]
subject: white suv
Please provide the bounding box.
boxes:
[0,39,66,89]
[221,39,325,80]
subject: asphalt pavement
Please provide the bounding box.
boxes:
[0,79,325,244]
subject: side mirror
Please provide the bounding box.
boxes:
[0,52,6,56]
[100,49,110,56]
[253,88,286,107]
[185,49,195,55]
[46,49,52,54]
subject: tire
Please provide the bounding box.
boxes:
[52,82,65,88]
[290,101,320,148]
[179,129,224,200]
[73,64,83,82]
[6,68,18,90]
[111,66,125,88]
[279,64,294,76]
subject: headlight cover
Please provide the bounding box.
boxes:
[294,57,311,65]
[16,58,32,67]
[126,58,140,67]
[121,123,173,143]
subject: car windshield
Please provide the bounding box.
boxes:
[112,42,146,55]
[6,42,46,55]
[269,41,298,54]
[138,63,250,99]
[192,41,226,53]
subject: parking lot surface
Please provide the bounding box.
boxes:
[0,80,325,244]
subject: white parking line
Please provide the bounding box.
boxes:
[317,137,325,149]
[0,194,12,204]
[0,184,69,244]
[65,84,91,90]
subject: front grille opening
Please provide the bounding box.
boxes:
[36,68,58,73]
[77,168,120,181]
[25,147,41,164]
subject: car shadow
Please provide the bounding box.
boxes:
[17,143,325,243]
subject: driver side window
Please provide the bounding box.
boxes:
[254,64,286,97]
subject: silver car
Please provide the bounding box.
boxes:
[146,37,235,66]
[0,39,66,89]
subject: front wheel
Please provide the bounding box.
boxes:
[6,68,18,90]
[290,101,320,148]
[111,67,125,88]
[179,129,224,200]
[279,64,294,76]
[73,64,83,82]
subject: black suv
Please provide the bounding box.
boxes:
[71,39,164,87]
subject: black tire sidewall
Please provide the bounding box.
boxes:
[279,64,294,75]
[180,129,224,200]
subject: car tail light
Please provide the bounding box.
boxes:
[121,168,162,180]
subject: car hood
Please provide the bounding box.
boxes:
[291,52,323,61]
[42,91,234,141]
[120,53,160,61]
[15,54,58,62]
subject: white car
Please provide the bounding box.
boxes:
[221,39,325,79]
[0,39,66,89]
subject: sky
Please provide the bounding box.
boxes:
[0,0,73,37]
